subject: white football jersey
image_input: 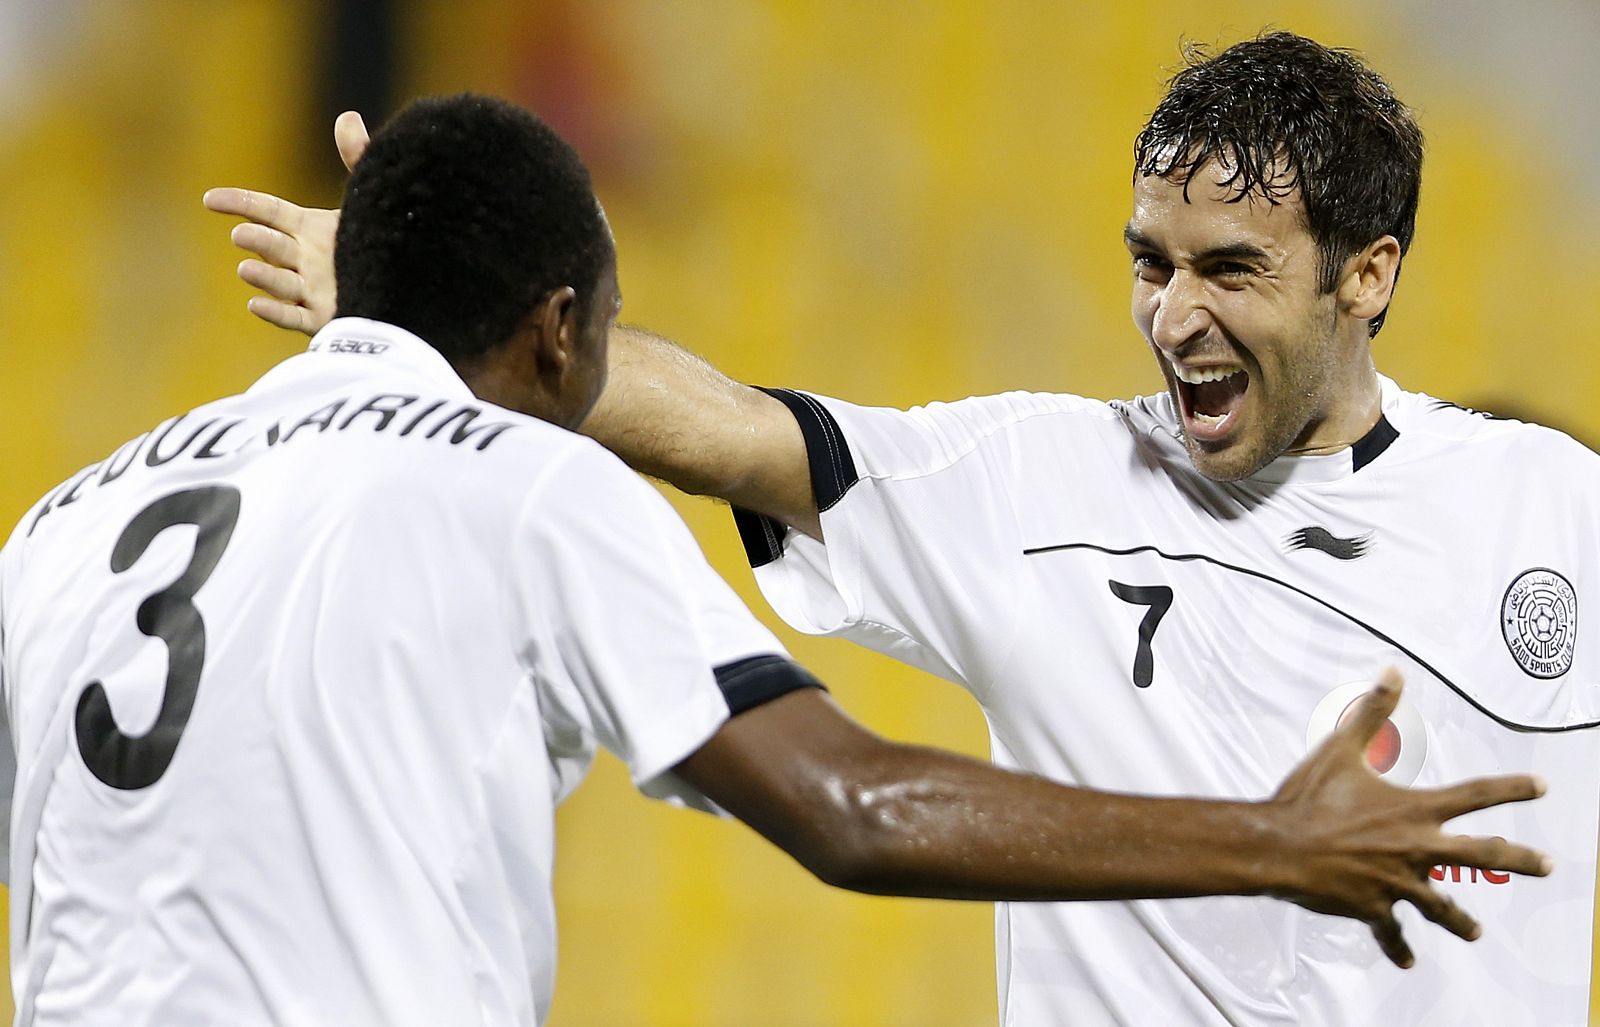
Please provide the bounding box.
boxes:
[735,378,1600,1026]
[0,318,787,1026]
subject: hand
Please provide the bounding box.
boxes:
[1266,667,1550,968]
[201,111,371,336]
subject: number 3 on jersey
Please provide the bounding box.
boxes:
[1108,580,1173,689]
[76,486,241,790]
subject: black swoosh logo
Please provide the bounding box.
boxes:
[1285,526,1372,560]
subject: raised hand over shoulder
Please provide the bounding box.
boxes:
[201,112,369,336]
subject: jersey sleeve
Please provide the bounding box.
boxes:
[0,667,13,887]
[511,443,793,809]
[0,530,22,885]
[731,389,1104,697]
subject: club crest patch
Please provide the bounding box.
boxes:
[1501,568,1577,679]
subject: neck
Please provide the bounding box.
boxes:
[462,355,581,429]
[460,363,518,411]
[1284,429,1378,457]
[1286,353,1383,456]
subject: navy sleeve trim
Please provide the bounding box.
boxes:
[732,506,787,568]
[712,654,825,716]
[766,388,861,510]
[730,388,861,569]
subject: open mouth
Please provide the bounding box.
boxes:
[1172,363,1250,442]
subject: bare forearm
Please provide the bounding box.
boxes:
[582,325,818,535]
[840,748,1287,901]
[798,742,1289,903]
[582,326,740,493]
[685,665,1547,965]
[687,693,1295,903]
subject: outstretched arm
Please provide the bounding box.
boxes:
[585,325,818,535]
[676,668,1548,970]
[205,113,820,535]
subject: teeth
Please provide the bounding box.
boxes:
[1192,411,1226,425]
[1170,362,1243,385]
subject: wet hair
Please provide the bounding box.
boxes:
[1133,32,1423,337]
[335,93,612,364]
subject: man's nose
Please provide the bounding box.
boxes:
[1150,271,1211,353]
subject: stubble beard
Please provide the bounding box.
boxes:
[1175,321,1338,484]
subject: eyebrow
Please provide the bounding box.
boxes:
[1122,225,1273,263]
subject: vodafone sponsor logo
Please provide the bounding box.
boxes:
[1305,679,1428,786]
[1429,864,1510,886]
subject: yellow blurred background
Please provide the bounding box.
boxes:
[2,2,1597,1024]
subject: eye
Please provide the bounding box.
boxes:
[1131,253,1172,281]
[1211,261,1255,279]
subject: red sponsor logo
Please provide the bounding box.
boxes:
[1335,703,1401,773]
[1306,681,1427,786]
[1429,865,1510,885]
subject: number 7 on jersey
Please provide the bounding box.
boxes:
[1108,580,1173,689]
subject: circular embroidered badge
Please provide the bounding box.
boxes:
[1501,568,1578,679]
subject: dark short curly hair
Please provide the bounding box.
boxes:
[335,93,613,363]
[1133,32,1423,337]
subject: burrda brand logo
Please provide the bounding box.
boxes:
[1501,568,1577,679]
[1305,679,1428,787]
[1284,526,1373,561]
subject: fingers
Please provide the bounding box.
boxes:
[1436,833,1552,878]
[232,223,299,269]
[1403,882,1481,942]
[202,187,252,217]
[202,187,305,234]
[334,111,370,172]
[1369,914,1414,969]
[238,260,304,304]
[1426,773,1547,822]
[246,296,316,334]
[1329,667,1403,755]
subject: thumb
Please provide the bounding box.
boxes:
[1331,667,1403,755]
[334,111,370,172]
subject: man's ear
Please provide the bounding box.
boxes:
[531,286,581,378]
[1338,235,1402,323]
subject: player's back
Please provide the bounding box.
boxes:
[1,322,605,1025]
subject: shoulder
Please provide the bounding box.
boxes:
[1388,387,1600,478]
[377,394,624,488]
[803,388,1150,480]
[1,464,94,566]
[496,414,675,529]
